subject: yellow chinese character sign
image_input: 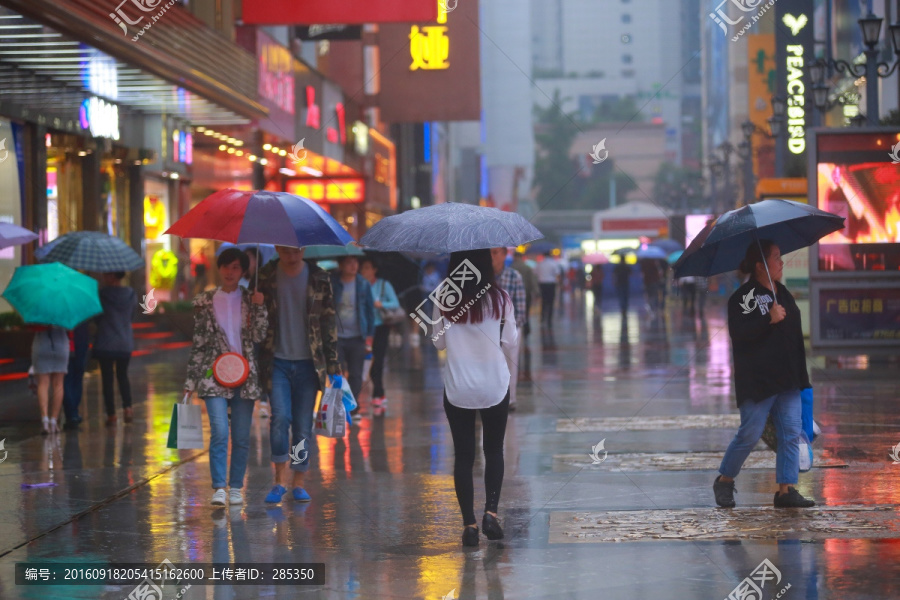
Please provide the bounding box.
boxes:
[410,25,450,70]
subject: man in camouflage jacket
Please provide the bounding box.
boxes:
[257,246,342,503]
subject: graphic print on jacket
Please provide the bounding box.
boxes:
[738,287,774,316]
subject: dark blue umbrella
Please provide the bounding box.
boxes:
[359,202,543,253]
[673,199,844,280]
[35,231,144,272]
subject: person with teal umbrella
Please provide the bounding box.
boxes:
[2,263,102,435]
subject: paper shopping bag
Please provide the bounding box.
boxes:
[314,385,346,438]
[166,394,205,449]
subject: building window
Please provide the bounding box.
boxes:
[621,14,632,24]
[621,54,633,64]
[622,69,635,78]
[621,34,632,44]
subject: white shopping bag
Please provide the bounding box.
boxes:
[798,431,813,473]
[314,384,346,438]
[166,393,205,449]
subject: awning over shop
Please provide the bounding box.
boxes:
[0,1,266,125]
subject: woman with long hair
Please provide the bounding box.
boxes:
[713,240,815,509]
[432,249,518,546]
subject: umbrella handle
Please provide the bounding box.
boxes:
[755,236,778,305]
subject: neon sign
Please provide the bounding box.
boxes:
[259,40,295,114]
[786,43,805,154]
[306,86,320,128]
[80,97,120,140]
[326,103,347,144]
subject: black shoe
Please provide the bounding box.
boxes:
[462,526,479,547]
[482,513,504,540]
[713,475,736,508]
[62,420,81,431]
[774,487,816,508]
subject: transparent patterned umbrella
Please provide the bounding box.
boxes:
[360,203,543,253]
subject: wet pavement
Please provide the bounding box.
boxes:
[1,291,899,599]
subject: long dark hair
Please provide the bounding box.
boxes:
[738,239,777,276]
[439,249,506,324]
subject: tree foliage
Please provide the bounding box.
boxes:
[532,92,636,211]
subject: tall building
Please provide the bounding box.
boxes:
[530,0,689,165]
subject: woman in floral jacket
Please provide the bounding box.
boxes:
[183,248,268,507]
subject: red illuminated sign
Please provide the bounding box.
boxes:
[306,86,320,129]
[243,0,436,25]
[326,103,347,145]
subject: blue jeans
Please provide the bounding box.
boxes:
[719,389,802,484]
[203,393,255,490]
[270,358,320,473]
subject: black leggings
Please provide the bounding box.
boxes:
[443,389,510,526]
[370,324,390,398]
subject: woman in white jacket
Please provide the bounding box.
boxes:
[431,249,518,546]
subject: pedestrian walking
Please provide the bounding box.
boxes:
[511,250,539,339]
[330,256,375,417]
[713,240,815,509]
[491,247,525,411]
[30,325,69,434]
[93,272,136,426]
[432,249,518,546]
[590,264,604,313]
[258,246,343,504]
[680,275,697,315]
[640,259,662,312]
[183,248,268,506]
[62,322,89,430]
[360,256,399,417]
[536,252,559,327]
[614,261,631,313]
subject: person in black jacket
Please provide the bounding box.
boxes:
[713,240,816,509]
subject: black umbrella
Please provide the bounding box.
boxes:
[673,199,844,299]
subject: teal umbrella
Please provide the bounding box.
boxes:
[667,250,683,264]
[302,243,364,260]
[2,263,102,329]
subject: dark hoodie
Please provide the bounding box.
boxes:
[94,286,136,354]
[728,279,810,405]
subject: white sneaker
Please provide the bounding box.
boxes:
[211,488,227,506]
[259,402,270,418]
[228,489,243,505]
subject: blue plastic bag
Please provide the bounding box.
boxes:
[800,387,816,442]
[339,376,357,423]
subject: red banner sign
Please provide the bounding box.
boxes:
[242,0,436,25]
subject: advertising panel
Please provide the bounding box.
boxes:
[775,0,814,164]
[243,0,436,25]
[813,130,900,274]
[377,0,480,122]
[815,285,900,343]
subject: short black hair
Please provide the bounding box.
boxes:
[110,271,126,280]
[338,255,359,265]
[218,247,249,271]
[358,256,377,270]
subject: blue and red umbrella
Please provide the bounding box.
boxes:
[165,189,354,248]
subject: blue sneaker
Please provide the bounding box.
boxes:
[265,485,287,503]
[292,487,311,502]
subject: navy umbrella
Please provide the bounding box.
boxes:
[35,231,144,272]
[673,199,844,296]
[359,202,543,253]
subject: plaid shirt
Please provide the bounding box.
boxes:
[498,267,526,327]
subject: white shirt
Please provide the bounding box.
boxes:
[432,292,519,409]
[536,259,560,283]
[213,288,243,355]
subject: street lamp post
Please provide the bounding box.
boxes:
[807,11,900,126]
[769,96,786,178]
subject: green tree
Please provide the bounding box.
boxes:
[532,93,636,211]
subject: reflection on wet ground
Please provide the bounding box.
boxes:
[1,293,899,599]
